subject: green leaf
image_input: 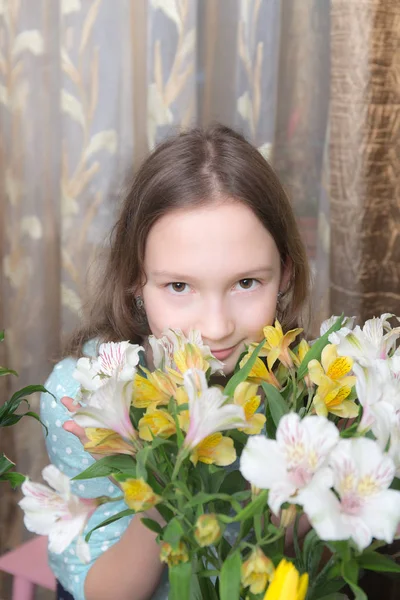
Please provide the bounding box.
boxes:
[298,316,344,380]
[341,560,366,600]
[264,399,277,439]
[219,549,242,600]
[140,517,163,536]
[72,455,136,480]
[85,509,134,541]
[136,446,150,481]
[357,551,400,574]
[0,367,18,377]
[261,382,289,428]
[0,471,26,487]
[168,561,192,600]
[0,330,4,342]
[10,384,53,405]
[219,469,246,496]
[311,578,347,599]
[232,490,268,522]
[0,454,15,476]
[316,595,349,600]
[198,574,219,600]
[390,477,400,491]
[224,339,265,398]
[163,517,185,551]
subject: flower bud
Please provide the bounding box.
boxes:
[280,504,297,528]
[194,514,222,547]
[160,541,189,566]
[241,547,275,594]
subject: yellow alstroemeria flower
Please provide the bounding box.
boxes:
[239,353,280,389]
[308,344,358,418]
[242,547,275,594]
[264,559,308,600]
[168,342,210,385]
[84,427,137,455]
[132,368,177,409]
[160,541,189,566]
[194,514,222,547]
[234,382,266,435]
[190,432,236,466]
[175,386,190,432]
[138,408,176,441]
[291,338,313,390]
[261,320,303,370]
[120,478,161,512]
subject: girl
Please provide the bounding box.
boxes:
[41,124,310,600]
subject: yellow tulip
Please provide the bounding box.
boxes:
[160,541,189,566]
[264,559,308,600]
[261,320,303,370]
[120,478,161,512]
[132,368,177,409]
[190,432,236,466]
[308,344,359,418]
[138,408,176,441]
[234,382,266,435]
[194,514,222,547]
[84,427,137,455]
[242,547,275,594]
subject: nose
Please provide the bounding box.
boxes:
[197,297,235,345]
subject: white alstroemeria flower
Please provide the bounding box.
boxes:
[320,315,356,337]
[73,341,143,396]
[329,314,400,366]
[240,413,339,515]
[354,357,400,476]
[73,376,137,441]
[183,369,246,450]
[354,360,395,439]
[19,465,98,562]
[299,438,400,550]
[149,329,224,375]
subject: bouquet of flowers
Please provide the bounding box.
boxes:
[19,316,400,599]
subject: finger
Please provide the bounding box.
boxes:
[61,396,79,413]
[63,419,89,445]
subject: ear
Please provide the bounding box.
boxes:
[279,257,292,293]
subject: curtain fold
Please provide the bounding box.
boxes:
[330,0,400,321]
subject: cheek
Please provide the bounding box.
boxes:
[238,294,277,339]
[142,288,193,337]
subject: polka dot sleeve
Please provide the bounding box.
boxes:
[40,345,169,600]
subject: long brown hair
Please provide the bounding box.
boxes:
[64,124,310,357]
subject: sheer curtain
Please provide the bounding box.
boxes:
[2,1,398,593]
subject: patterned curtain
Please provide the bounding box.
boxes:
[1,2,398,597]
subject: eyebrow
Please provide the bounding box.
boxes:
[150,267,275,280]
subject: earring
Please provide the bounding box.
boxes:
[135,296,145,312]
[277,291,283,301]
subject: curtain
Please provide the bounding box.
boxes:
[1,1,398,597]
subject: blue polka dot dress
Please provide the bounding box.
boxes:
[40,340,169,599]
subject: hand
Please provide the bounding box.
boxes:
[61,396,90,446]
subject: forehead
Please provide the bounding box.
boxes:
[144,201,281,279]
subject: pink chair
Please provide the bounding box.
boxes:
[0,536,56,599]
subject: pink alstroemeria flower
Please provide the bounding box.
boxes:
[73,376,137,442]
[19,465,98,562]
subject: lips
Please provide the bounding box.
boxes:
[211,345,238,361]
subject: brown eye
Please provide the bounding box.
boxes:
[238,279,255,290]
[170,282,187,293]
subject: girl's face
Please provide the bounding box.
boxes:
[142,201,286,375]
